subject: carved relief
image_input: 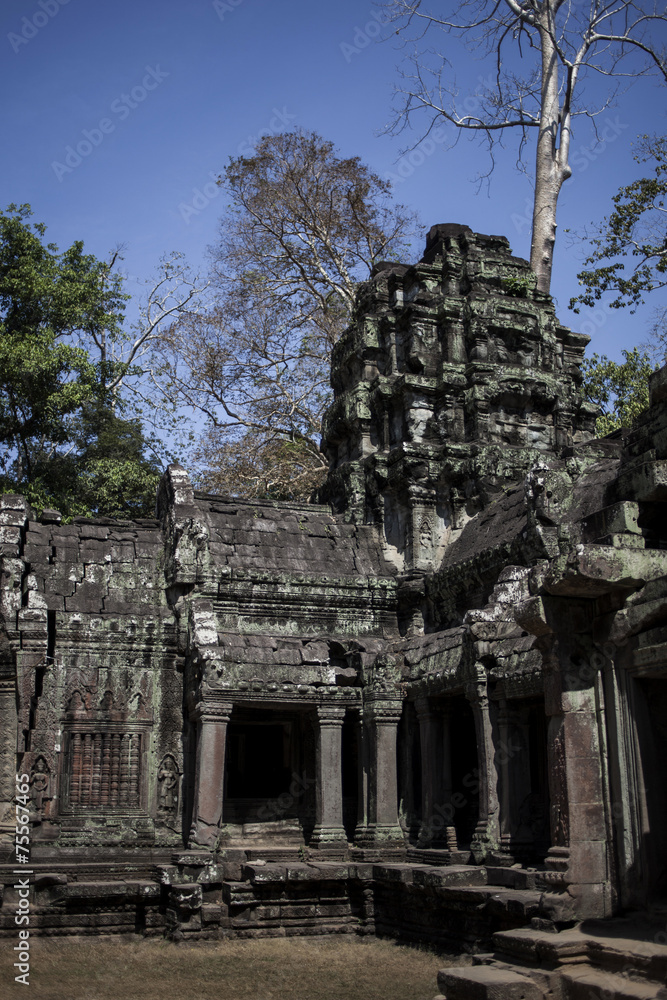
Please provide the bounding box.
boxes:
[549,718,569,847]
[30,755,52,823]
[418,517,433,558]
[406,397,432,442]
[169,518,210,585]
[157,754,180,818]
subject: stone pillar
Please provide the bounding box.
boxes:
[516,594,612,918]
[358,700,403,847]
[543,673,610,917]
[466,675,500,863]
[188,699,232,849]
[311,705,346,849]
[353,709,369,843]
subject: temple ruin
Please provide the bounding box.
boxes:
[1,225,666,998]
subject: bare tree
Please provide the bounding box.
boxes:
[80,250,208,414]
[385,0,667,292]
[156,291,332,499]
[210,130,418,321]
[157,131,420,500]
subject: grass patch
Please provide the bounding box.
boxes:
[1,933,467,1000]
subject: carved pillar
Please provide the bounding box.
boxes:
[188,699,232,849]
[358,699,403,847]
[311,705,346,849]
[354,709,369,843]
[543,660,609,916]
[466,675,500,863]
[515,594,612,918]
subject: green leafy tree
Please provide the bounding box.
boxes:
[571,135,667,312]
[582,347,658,435]
[573,136,667,436]
[0,205,125,484]
[0,205,160,518]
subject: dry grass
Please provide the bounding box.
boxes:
[1,933,467,1000]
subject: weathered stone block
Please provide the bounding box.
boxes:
[437,966,544,999]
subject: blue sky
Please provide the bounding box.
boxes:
[2,0,666,363]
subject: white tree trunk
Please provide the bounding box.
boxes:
[530,17,572,293]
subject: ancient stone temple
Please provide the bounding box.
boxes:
[1,225,666,998]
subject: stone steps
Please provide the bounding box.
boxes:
[493,922,667,984]
[436,964,545,999]
[561,964,667,1000]
[486,866,545,891]
[485,918,667,1000]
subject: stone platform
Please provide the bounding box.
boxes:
[0,852,550,946]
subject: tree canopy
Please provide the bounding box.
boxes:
[582,347,658,436]
[571,134,667,313]
[0,205,161,518]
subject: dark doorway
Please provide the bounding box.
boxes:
[449,695,479,848]
[635,677,667,901]
[223,705,315,837]
[525,700,551,861]
[227,723,291,798]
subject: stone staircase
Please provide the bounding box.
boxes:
[435,912,667,999]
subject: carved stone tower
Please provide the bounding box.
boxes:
[319,224,597,577]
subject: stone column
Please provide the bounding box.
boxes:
[311,705,346,849]
[358,700,403,847]
[516,594,611,918]
[353,709,369,843]
[188,699,232,849]
[466,675,500,863]
[543,672,610,917]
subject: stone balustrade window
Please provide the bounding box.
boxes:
[65,729,144,810]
